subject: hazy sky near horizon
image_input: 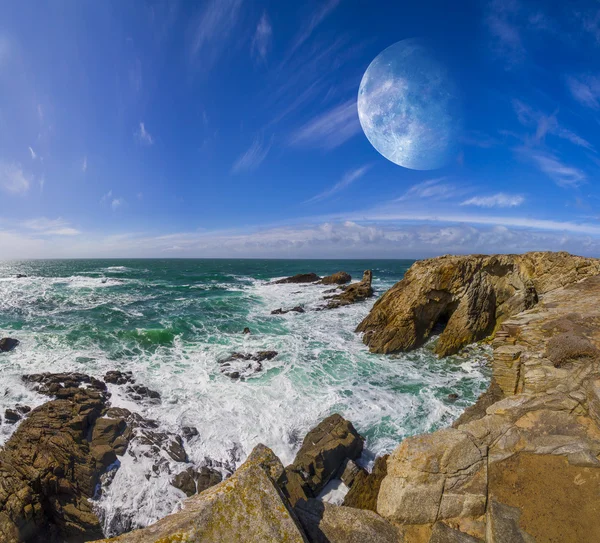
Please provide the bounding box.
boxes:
[1,0,600,258]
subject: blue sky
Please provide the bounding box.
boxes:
[1,0,600,258]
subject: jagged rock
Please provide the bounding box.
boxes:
[273,273,320,284]
[104,370,134,385]
[325,271,373,309]
[294,499,401,543]
[338,458,361,487]
[282,414,364,505]
[342,455,388,511]
[171,466,223,497]
[3,409,21,424]
[15,274,27,279]
[182,426,199,440]
[429,521,483,543]
[0,384,109,542]
[98,444,308,543]
[356,252,600,356]
[0,338,19,352]
[271,306,305,315]
[125,384,161,402]
[319,272,352,285]
[92,416,129,455]
[23,372,107,397]
[219,351,278,379]
[243,327,251,334]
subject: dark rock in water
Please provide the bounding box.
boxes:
[325,270,374,310]
[447,393,460,401]
[280,414,364,505]
[343,454,389,511]
[295,499,402,543]
[243,327,251,334]
[0,338,19,352]
[271,306,305,315]
[15,404,31,415]
[3,409,21,424]
[319,271,352,285]
[23,372,107,397]
[104,370,135,385]
[182,426,199,440]
[272,272,320,284]
[171,466,223,497]
[15,273,27,278]
[219,351,278,380]
[126,384,161,402]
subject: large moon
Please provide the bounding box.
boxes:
[357,39,462,170]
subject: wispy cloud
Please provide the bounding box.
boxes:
[461,193,524,208]
[82,155,88,172]
[21,217,79,236]
[231,135,272,174]
[111,198,125,211]
[0,161,31,194]
[189,0,243,71]
[526,150,586,187]
[512,99,593,150]
[288,0,340,56]
[289,99,360,150]
[251,12,272,64]
[566,74,600,110]
[135,122,154,146]
[100,190,113,204]
[397,178,456,202]
[305,165,371,203]
[28,146,37,160]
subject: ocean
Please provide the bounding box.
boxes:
[0,259,490,534]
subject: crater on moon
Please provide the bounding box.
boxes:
[357,38,462,170]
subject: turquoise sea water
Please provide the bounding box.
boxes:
[0,259,490,533]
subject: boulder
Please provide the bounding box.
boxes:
[356,252,600,356]
[282,414,364,505]
[319,272,352,285]
[0,338,19,352]
[104,370,134,385]
[125,384,161,402]
[343,455,388,511]
[429,522,483,543]
[97,444,308,543]
[326,271,373,309]
[172,466,222,497]
[243,327,251,334]
[294,499,401,543]
[273,273,320,285]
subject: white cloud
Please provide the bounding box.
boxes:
[0,161,31,194]
[289,99,361,150]
[288,0,340,56]
[189,0,243,71]
[526,151,586,187]
[111,198,125,211]
[135,122,154,145]
[512,99,593,150]
[461,193,524,208]
[82,155,88,172]
[251,12,272,63]
[21,217,80,236]
[28,146,37,160]
[305,165,371,203]
[566,74,600,110]
[231,135,271,173]
[397,178,456,202]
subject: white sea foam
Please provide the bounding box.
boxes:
[0,270,490,537]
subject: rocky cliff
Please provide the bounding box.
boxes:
[356,252,600,356]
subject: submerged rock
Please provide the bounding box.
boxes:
[319,271,352,285]
[0,338,19,352]
[356,252,600,356]
[325,270,373,309]
[272,273,320,284]
[271,306,305,315]
[219,351,278,380]
[243,327,251,334]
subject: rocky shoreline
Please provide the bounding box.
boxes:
[2,251,600,542]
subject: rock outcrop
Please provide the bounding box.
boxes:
[0,338,20,352]
[319,272,352,286]
[98,444,309,543]
[357,252,600,356]
[218,351,278,379]
[273,273,320,284]
[325,270,373,309]
[375,274,600,542]
[281,414,364,506]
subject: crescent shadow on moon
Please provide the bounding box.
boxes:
[357,38,462,170]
